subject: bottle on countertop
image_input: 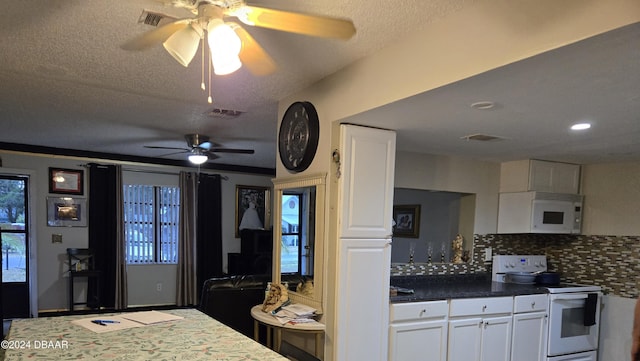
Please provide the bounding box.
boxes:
[265,282,271,300]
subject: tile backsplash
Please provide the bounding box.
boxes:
[391,233,640,298]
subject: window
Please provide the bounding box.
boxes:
[123,185,179,264]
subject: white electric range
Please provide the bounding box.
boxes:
[492,255,602,361]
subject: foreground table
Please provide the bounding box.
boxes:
[3,308,289,361]
[250,305,325,358]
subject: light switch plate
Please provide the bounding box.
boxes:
[52,234,63,243]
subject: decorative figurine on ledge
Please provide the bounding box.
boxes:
[296,279,314,297]
[262,283,289,313]
[452,234,464,264]
[462,250,471,263]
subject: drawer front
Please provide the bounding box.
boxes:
[449,297,513,317]
[514,294,548,313]
[390,300,448,322]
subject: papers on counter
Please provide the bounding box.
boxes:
[72,316,143,333]
[72,310,184,333]
[272,303,319,325]
[121,310,184,325]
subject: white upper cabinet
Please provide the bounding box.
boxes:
[500,159,581,194]
[338,124,396,238]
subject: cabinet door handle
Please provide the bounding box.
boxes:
[531,301,536,308]
[419,309,426,317]
[482,305,487,312]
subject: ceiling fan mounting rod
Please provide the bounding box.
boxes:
[186,134,210,148]
[198,3,225,21]
[196,0,243,11]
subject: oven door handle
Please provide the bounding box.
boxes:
[550,293,588,301]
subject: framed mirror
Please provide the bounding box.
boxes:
[272,173,326,313]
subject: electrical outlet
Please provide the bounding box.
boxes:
[52,234,63,243]
[484,247,493,262]
[156,283,162,292]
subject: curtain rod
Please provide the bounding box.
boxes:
[122,167,229,180]
[82,164,229,180]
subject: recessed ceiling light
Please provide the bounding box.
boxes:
[470,101,495,110]
[570,123,591,130]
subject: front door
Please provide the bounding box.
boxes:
[0,175,30,318]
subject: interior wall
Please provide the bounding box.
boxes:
[392,188,463,264]
[0,150,272,311]
[394,152,500,235]
[581,162,640,236]
[599,295,635,361]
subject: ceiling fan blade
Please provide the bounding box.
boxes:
[144,145,190,151]
[121,19,191,51]
[237,6,356,40]
[210,148,255,154]
[198,141,213,149]
[157,150,192,157]
[230,23,277,76]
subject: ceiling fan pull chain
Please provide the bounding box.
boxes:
[207,29,213,104]
[200,34,206,91]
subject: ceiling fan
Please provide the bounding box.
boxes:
[121,0,356,100]
[145,133,254,164]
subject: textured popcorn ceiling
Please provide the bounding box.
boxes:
[0,1,639,170]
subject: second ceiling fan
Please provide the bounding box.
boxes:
[145,133,254,165]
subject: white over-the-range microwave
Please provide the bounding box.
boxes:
[497,191,583,234]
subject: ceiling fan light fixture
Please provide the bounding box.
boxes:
[163,24,202,67]
[188,152,209,165]
[212,54,242,75]
[207,19,242,75]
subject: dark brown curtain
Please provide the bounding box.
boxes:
[88,163,126,309]
[177,171,197,306]
[195,173,223,301]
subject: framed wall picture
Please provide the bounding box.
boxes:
[47,197,87,227]
[393,204,421,238]
[49,168,84,195]
[235,185,270,237]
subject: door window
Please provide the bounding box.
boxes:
[0,177,28,283]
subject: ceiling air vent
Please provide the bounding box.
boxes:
[138,10,175,27]
[461,134,504,142]
[205,108,244,118]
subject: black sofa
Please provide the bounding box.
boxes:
[199,274,308,338]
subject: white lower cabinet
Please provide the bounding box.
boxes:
[448,315,513,361]
[448,297,513,361]
[389,294,548,361]
[388,300,448,361]
[511,294,548,361]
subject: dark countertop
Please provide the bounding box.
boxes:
[390,273,549,303]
